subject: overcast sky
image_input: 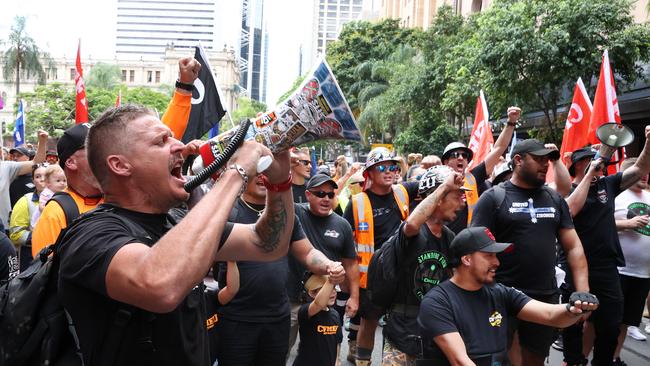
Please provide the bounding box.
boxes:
[0,0,315,106]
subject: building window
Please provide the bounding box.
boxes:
[129,70,135,82]
[472,0,483,13]
[122,70,127,81]
[70,68,76,80]
[147,70,153,83]
[155,71,161,83]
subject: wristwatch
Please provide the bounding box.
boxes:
[175,79,194,92]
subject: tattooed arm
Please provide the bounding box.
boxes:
[621,125,650,191]
[291,238,346,284]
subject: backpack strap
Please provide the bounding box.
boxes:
[492,183,507,212]
[49,192,81,227]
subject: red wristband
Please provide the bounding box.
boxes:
[262,173,293,192]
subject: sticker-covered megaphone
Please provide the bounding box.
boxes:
[594,122,634,163]
[192,58,362,177]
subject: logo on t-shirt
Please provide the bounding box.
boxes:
[324,230,340,238]
[413,250,449,300]
[508,198,556,223]
[597,188,608,204]
[627,202,650,236]
[317,324,339,335]
[488,311,503,327]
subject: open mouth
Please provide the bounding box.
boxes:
[170,160,185,182]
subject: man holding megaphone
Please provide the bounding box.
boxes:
[562,125,650,366]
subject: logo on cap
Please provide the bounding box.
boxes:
[484,228,495,241]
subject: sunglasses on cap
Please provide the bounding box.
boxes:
[298,160,311,166]
[449,151,470,160]
[374,165,400,173]
[309,190,335,199]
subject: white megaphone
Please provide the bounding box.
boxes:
[192,58,362,178]
[594,122,634,163]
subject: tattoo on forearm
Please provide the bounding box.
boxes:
[309,253,326,271]
[254,195,288,252]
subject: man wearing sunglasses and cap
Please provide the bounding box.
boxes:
[443,107,519,235]
[561,126,650,366]
[471,139,588,366]
[343,146,420,365]
[289,172,359,351]
[418,226,599,366]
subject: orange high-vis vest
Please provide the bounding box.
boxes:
[463,172,479,225]
[352,185,409,288]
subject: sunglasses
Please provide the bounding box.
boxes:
[298,160,311,166]
[309,190,335,199]
[375,165,400,173]
[449,151,469,160]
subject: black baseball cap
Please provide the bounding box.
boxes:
[450,227,512,266]
[9,146,34,158]
[568,147,597,177]
[58,123,90,169]
[511,139,560,161]
[305,172,338,190]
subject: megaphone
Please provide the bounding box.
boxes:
[594,122,634,163]
[191,58,362,179]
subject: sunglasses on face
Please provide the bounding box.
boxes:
[298,160,311,166]
[310,190,335,199]
[449,151,469,160]
[374,165,400,173]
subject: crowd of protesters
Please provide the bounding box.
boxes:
[0,56,648,366]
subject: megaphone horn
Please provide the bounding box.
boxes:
[595,123,634,162]
[191,58,362,181]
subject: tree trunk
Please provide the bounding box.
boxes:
[15,61,20,96]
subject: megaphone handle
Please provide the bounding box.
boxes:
[257,156,273,173]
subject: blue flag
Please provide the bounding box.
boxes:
[310,146,318,176]
[13,100,25,147]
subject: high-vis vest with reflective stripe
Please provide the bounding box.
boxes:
[352,185,409,288]
[463,172,479,225]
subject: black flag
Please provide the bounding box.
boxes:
[181,45,226,143]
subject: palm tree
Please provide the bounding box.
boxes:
[86,62,122,90]
[2,16,48,95]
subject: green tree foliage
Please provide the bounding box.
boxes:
[2,16,50,95]
[277,75,307,105]
[230,96,267,124]
[86,62,122,90]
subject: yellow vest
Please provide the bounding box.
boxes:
[352,185,409,288]
[463,172,479,225]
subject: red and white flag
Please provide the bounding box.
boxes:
[75,40,89,124]
[115,89,122,107]
[588,50,623,174]
[561,77,593,163]
[467,90,493,170]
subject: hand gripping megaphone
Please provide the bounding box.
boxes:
[587,123,634,175]
[185,58,362,191]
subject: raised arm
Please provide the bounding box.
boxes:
[546,144,572,197]
[308,276,335,317]
[433,333,477,366]
[621,125,650,191]
[161,57,200,139]
[565,159,601,216]
[291,238,346,284]
[483,107,519,175]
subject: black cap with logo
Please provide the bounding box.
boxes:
[450,227,512,267]
[511,139,560,161]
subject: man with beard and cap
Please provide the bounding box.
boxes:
[380,165,466,365]
[443,107,519,234]
[417,226,598,366]
[343,146,420,365]
[470,139,589,366]
[562,126,650,366]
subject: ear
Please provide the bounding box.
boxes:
[65,155,78,171]
[106,155,132,177]
[461,255,471,267]
[513,154,523,168]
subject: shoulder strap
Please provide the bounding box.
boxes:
[49,192,81,226]
[392,185,410,220]
[541,185,563,209]
[492,183,507,212]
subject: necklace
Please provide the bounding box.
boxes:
[241,198,264,217]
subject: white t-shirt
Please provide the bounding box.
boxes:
[615,189,650,278]
[0,162,23,229]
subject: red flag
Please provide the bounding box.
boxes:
[588,50,623,174]
[561,78,593,162]
[467,90,493,170]
[115,89,121,107]
[75,40,89,124]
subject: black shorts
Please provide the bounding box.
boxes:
[620,274,650,326]
[358,288,385,320]
[508,292,559,358]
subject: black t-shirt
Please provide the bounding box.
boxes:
[293,183,307,203]
[447,162,489,234]
[58,204,234,366]
[293,304,342,366]
[418,281,531,365]
[384,222,455,356]
[217,198,306,322]
[471,181,574,295]
[343,182,419,251]
[0,231,18,282]
[9,174,34,208]
[288,203,356,302]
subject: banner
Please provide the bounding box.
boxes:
[13,100,25,147]
[181,45,226,143]
[75,40,89,124]
[468,90,492,170]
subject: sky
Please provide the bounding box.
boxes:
[0,0,318,107]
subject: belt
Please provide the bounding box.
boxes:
[389,303,420,317]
